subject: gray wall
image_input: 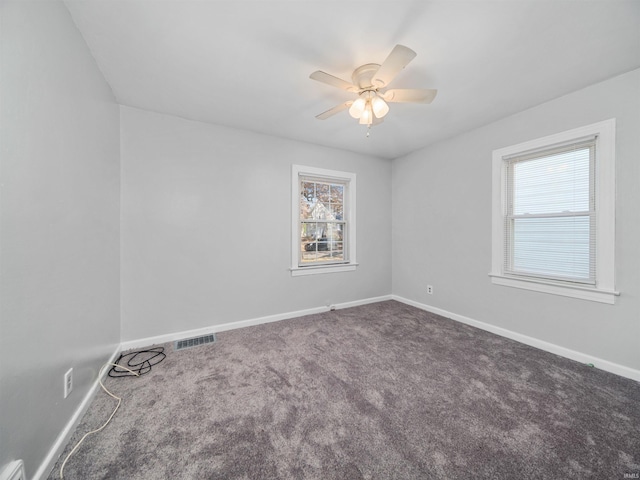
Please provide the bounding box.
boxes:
[120,106,392,342]
[0,2,121,478]
[392,69,640,371]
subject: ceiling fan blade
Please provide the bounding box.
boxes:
[310,71,359,92]
[371,45,417,88]
[315,101,353,120]
[382,88,438,104]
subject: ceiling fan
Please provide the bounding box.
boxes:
[310,45,437,131]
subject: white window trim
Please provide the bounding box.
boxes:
[290,165,357,276]
[490,119,618,304]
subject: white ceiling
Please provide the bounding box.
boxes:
[64,0,640,160]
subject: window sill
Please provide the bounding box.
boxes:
[291,263,358,277]
[489,273,619,304]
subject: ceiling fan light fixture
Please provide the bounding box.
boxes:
[359,105,373,125]
[371,95,389,118]
[349,97,366,118]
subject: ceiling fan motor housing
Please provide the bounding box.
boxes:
[352,63,382,90]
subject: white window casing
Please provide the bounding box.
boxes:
[291,165,357,276]
[490,119,618,304]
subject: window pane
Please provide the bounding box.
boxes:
[331,185,344,205]
[300,245,343,264]
[316,183,331,203]
[300,221,345,264]
[300,200,312,220]
[301,252,343,263]
[300,180,345,221]
[511,216,591,280]
[301,181,315,202]
[301,222,322,247]
[311,203,332,220]
[513,148,590,215]
[300,182,314,220]
[300,223,343,244]
[330,251,344,261]
[326,222,343,242]
[330,204,343,220]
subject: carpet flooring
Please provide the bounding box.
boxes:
[49,301,639,479]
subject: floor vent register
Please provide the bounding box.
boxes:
[174,333,216,351]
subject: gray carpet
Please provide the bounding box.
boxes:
[50,301,639,479]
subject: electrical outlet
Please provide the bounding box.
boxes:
[427,285,434,295]
[64,368,73,398]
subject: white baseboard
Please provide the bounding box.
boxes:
[0,460,25,480]
[392,295,640,383]
[120,295,393,351]
[32,346,122,480]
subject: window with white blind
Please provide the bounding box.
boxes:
[490,119,617,304]
[291,165,357,276]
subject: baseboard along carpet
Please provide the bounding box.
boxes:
[49,300,639,479]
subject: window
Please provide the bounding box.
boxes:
[506,139,595,283]
[291,165,356,276]
[490,119,617,304]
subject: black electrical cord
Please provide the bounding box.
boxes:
[109,347,166,377]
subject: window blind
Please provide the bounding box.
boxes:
[504,137,596,284]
